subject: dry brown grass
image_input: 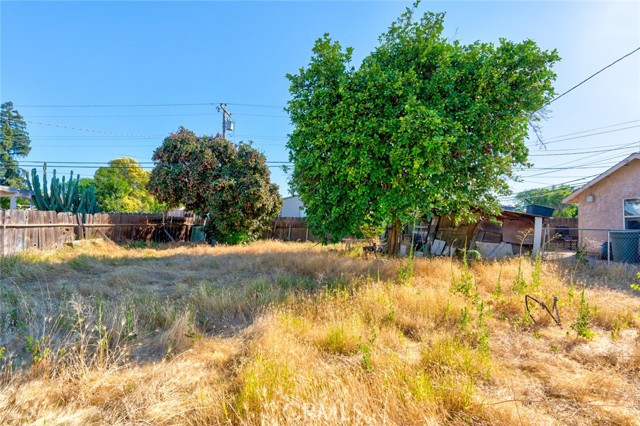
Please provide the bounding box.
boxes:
[1,240,639,425]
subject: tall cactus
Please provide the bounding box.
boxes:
[26,163,100,214]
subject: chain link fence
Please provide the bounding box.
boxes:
[543,226,640,264]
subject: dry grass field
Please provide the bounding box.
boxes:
[1,240,639,425]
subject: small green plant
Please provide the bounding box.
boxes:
[397,260,414,285]
[123,305,137,340]
[630,272,640,293]
[550,344,559,352]
[512,257,528,295]
[476,300,490,353]
[531,252,542,292]
[26,336,51,364]
[381,301,396,325]
[358,327,377,372]
[611,320,621,341]
[571,288,595,339]
[567,283,576,304]
[127,240,148,249]
[575,244,588,266]
[186,307,203,339]
[459,307,471,331]
[451,250,474,297]
[492,266,503,299]
[466,249,481,262]
[514,310,533,328]
[0,346,5,361]
[95,297,111,365]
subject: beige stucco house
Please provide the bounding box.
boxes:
[563,153,640,230]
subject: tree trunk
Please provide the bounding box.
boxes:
[387,218,402,255]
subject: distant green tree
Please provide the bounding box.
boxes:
[79,177,95,192]
[148,127,282,244]
[286,7,560,253]
[0,101,31,188]
[515,185,578,218]
[94,157,164,213]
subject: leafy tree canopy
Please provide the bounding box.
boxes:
[515,185,578,218]
[94,157,164,213]
[0,101,31,188]
[286,7,559,251]
[147,127,282,244]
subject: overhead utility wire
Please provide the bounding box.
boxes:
[18,102,213,108]
[21,162,286,170]
[529,125,640,146]
[26,112,289,119]
[20,160,292,165]
[500,174,602,202]
[543,46,640,107]
[27,120,162,138]
[522,150,636,178]
[17,102,286,109]
[533,119,640,141]
[524,140,640,173]
[529,142,640,157]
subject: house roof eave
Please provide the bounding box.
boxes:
[562,152,640,204]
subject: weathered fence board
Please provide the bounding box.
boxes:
[0,210,75,255]
[265,217,318,242]
[0,210,204,255]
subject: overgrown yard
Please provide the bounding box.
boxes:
[1,241,639,425]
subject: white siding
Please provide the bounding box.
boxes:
[280,196,305,217]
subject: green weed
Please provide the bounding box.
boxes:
[571,289,595,339]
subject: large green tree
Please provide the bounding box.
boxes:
[1,101,31,188]
[286,7,559,252]
[94,157,163,213]
[515,185,578,218]
[147,127,282,244]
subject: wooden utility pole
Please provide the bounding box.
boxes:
[217,103,232,138]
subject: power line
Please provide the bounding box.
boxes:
[27,120,161,138]
[19,163,290,170]
[531,118,640,142]
[527,141,639,171]
[544,46,640,107]
[26,112,289,119]
[528,142,640,157]
[18,102,215,108]
[500,174,602,202]
[529,125,640,146]
[16,101,286,109]
[20,160,291,165]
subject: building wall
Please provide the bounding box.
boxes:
[575,160,640,230]
[280,196,305,218]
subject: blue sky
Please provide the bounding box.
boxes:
[1,1,639,203]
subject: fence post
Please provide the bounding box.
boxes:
[607,231,611,266]
[532,216,542,258]
[288,224,292,241]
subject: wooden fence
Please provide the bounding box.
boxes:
[265,217,318,242]
[1,210,320,255]
[1,210,203,256]
[543,217,578,229]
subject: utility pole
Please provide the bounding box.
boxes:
[217,103,233,138]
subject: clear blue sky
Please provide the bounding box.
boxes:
[1,1,639,203]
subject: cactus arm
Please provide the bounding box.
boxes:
[42,163,49,205]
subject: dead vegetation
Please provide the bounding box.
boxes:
[1,240,639,425]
